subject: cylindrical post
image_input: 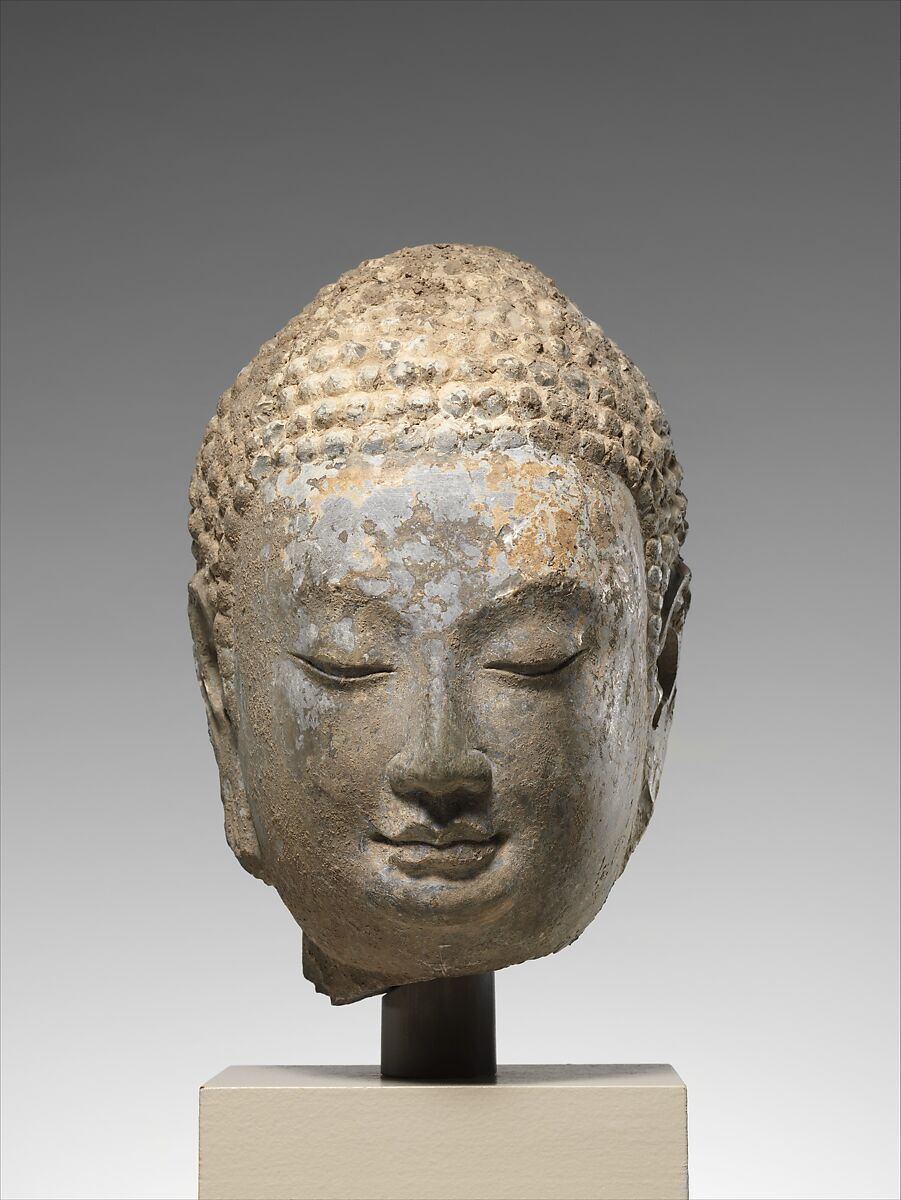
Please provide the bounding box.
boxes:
[380,972,496,1080]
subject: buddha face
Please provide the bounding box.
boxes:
[216,444,651,997]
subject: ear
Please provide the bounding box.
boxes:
[630,558,692,849]
[188,570,266,878]
[652,558,691,737]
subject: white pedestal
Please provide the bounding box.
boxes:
[198,1064,688,1200]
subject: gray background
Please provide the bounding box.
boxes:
[2,2,898,1197]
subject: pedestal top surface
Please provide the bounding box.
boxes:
[202,1064,684,1090]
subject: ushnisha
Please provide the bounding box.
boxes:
[188,245,690,1003]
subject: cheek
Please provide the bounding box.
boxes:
[469,681,594,843]
[469,652,647,828]
[268,663,405,794]
[273,662,337,762]
[586,626,650,822]
[470,682,579,769]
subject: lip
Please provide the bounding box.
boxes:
[372,829,503,880]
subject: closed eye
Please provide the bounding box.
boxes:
[483,648,586,677]
[291,654,395,682]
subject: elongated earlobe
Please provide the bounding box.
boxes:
[188,571,266,878]
[632,559,692,849]
[653,560,691,731]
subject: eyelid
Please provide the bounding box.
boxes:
[291,653,395,681]
[483,647,587,677]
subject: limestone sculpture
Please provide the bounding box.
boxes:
[188,245,689,1004]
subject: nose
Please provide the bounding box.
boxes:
[386,663,492,817]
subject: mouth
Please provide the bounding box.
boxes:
[371,826,503,880]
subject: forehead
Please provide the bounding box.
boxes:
[259,446,643,617]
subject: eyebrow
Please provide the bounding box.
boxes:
[292,576,598,636]
[292,582,410,629]
[465,579,596,627]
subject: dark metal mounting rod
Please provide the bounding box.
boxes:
[380,972,497,1081]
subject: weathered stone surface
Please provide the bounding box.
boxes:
[188,244,690,1003]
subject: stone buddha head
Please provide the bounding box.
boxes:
[188,245,690,1004]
